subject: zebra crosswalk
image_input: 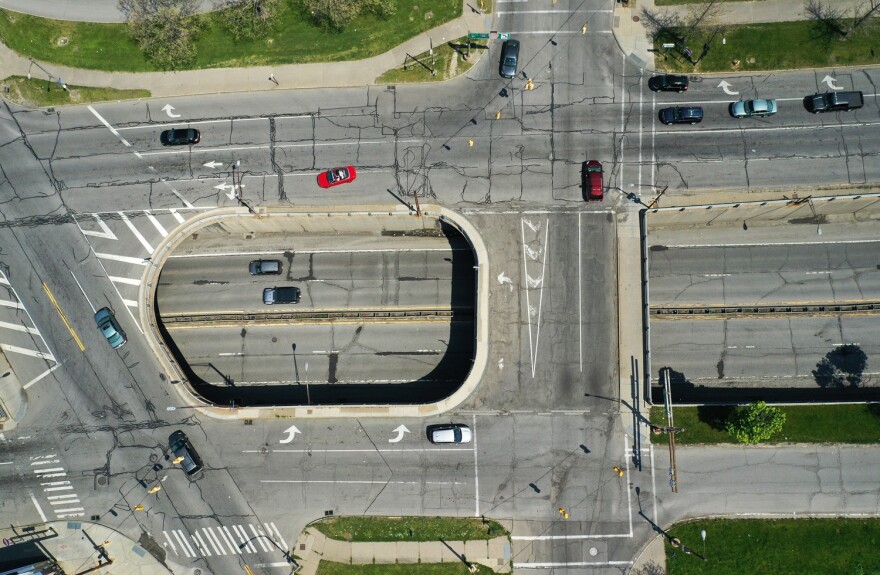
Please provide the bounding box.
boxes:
[31,454,84,519]
[163,521,288,559]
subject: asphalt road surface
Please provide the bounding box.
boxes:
[1,2,880,574]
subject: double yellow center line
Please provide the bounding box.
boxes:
[43,283,86,352]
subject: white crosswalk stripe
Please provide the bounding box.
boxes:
[163,522,288,558]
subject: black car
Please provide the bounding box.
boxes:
[263,286,301,304]
[160,128,200,146]
[648,74,689,93]
[499,39,520,79]
[659,106,703,125]
[168,431,204,476]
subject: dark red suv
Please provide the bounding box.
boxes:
[583,160,604,201]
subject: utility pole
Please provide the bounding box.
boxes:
[662,368,679,492]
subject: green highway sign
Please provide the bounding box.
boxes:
[469,33,490,39]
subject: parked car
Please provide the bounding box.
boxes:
[648,74,688,93]
[427,423,472,444]
[168,431,204,476]
[160,128,200,146]
[317,166,357,188]
[94,307,127,349]
[659,106,703,125]
[263,286,301,304]
[729,98,777,118]
[249,259,282,275]
[583,160,604,201]
[499,39,520,79]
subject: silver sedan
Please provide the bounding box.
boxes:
[729,98,778,118]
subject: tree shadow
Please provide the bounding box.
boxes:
[695,405,735,431]
[812,344,869,389]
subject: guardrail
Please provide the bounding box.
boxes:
[162,307,475,326]
[651,301,880,318]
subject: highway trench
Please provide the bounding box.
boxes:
[646,236,880,402]
[155,231,477,405]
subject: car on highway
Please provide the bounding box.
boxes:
[499,39,520,79]
[659,106,703,125]
[168,431,204,476]
[249,259,282,275]
[160,128,200,146]
[648,74,688,93]
[426,423,472,444]
[317,166,357,188]
[263,286,301,304]
[729,98,777,118]
[583,160,604,201]
[94,307,126,349]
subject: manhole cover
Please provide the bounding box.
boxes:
[194,570,202,575]
[97,476,107,485]
[259,445,269,455]
[57,37,69,46]
[149,454,159,463]
[589,547,598,556]
[272,337,277,343]
[632,15,640,22]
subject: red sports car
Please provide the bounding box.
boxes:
[317,166,357,188]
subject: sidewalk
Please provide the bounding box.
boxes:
[0,0,491,98]
[0,521,171,575]
[292,527,512,575]
[0,351,26,431]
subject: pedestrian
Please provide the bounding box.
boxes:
[268,73,278,85]
[613,466,624,477]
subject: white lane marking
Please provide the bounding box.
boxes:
[174,530,197,557]
[95,253,151,265]
[512,532,633,541]
[24,362,61,389]
[169,246,466,258]
[163,532,179,557]
[88,105,132,146]
[30,493,48,522]
[472,414,480,518]
[114,114,310,131]
[218,352,243,357]
[33,467,65,474]
[254,562,290,568]
[192,531,211,557]
[0,274,8,285]
[0,461,13,465]
[521,217,549,378]
[653,117,880,137]
[0,299,24,310]
[108,276,141,286]
[1,344,54,361]
[80,216,118,240]
[236,525,257,553]
[137,138,423,157]
[165,184,196,209]
[497,8,609,13]
[56,511,85,518]
[46,494,79,500]
[504,30,611,34]
[145,212,169,236]
[656,239,880,248]
[0,320,41,334]
[122,299,139,309]
[806,271,833,275]
[220,526,241,554]
[578,212,583,372]
[42,485,73,491]
[248,525,268,552]
[515,560,633,568]
[268,522,287,549]
[31,459,60,466]
[49,498,81,506]
[36,472,67,478]
[260,480,468,485]
[247,447,472,454]
[650,444,658,525]
[170,209,187,224]
[119,211,154,253]
[202,528,225,556]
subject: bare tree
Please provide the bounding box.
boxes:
[804,0,880,38]
[640,7,684,43]
[118,0,200,69]
[642,0,726,65]
[301,0,397,31]
[214,0,285,41]
[631,561,666,575]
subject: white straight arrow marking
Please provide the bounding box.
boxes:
[203,160,223,169]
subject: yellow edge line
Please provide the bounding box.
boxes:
[43,283,86,352]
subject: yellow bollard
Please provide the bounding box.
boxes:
[134,504,144,511]
[496,111,501,120]
[582,23,587,34]
[613,466,624,477]
[468,139,474,147]
[148,485,162,494]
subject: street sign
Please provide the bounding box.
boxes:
[498,33,510,39]
[469,33,490,39]
[662,43,675,48]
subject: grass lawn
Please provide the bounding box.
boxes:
[1,75,149,107]
[0,0,461,72]
[311,516,508,542]
[650,403,880,445]
[376,36,477,83]
[317,562,485,575]
[655,20,880,72]
[666,518,880,575]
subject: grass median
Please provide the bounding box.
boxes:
[650,403,880,445]
[311,516,508,542]
[376,36,478,83]
[0,0,460,72]
[2,75,149,107]
[655,20,880,72]
[665,518,880,575]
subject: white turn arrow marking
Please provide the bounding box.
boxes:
[497,272,512,285]
[388,425,410,443]
[214,182,239,199]
[717,80,738,96]
[279,425,301,444]
[822,75,842,90]
[162,104,181,118]
[203,161,223,169]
